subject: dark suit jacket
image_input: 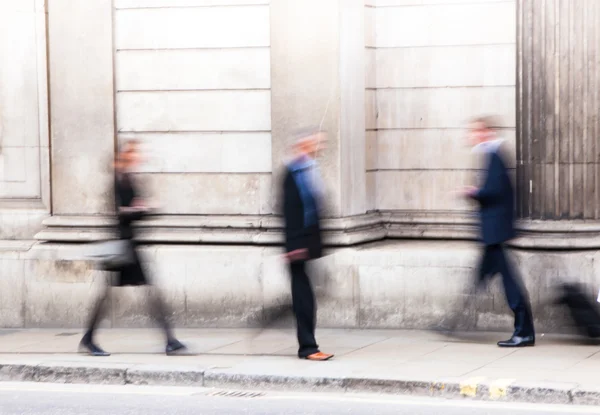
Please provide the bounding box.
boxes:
[282,166,323,260]
[114,172,148,286]
[470,146,516,245]
[115,173,144,240]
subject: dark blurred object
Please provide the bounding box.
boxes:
[555,283,600,339]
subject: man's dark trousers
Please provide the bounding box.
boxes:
[290,260,319,358]
[477,244,534,338]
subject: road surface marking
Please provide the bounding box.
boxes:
[460,376,486,397]
[489,378,515,399]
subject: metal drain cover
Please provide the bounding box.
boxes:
[207,390,265,399]
[55,333,78,337]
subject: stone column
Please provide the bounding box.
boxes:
[38,0,117,241]
[270,0,367,220]
[517,0,600,221]
[0,0,52,240]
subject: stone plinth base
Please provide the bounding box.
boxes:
[0,240,596,332]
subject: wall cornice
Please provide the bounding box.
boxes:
[35,213,600,250]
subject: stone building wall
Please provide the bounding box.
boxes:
[366,0,517,236]
[115,0,273,216]
[0,0,51,240]
[517,0,600,221]
[0,0,596,331]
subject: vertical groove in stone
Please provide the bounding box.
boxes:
[531,0,541,218]
[591,0,596,215]
[543,0,556,217]
[582,0,590,218]
[558,0,569,218]
[516,0,525,218]
[553,0,560,218]
[568,0,574,217]
[539,0,547,217]
[522,0,533,217]
[517,0,600,220]
[595,0,600,218]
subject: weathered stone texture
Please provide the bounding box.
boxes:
[0,241,595,331]
[517,0,600,219]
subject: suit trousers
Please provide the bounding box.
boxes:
[477,244,535,338]
[290,261,320,358]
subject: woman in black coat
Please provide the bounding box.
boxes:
[79,140,185,356]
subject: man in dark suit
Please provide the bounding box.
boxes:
[281,128,333,361]
[462,116,535,348]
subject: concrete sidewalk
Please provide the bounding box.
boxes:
[0,328,600,406]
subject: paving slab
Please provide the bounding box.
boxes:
[0,328,598,405]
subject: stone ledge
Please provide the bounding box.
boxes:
[36,216,117,242]
[384,210,477,240]
[509,220,600,249]
[34,214,386,246]
[34,213,600,249]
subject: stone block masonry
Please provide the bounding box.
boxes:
[0,240,596,331]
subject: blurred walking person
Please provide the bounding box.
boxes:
[80,140,185,356]
[281,128,333,361]
[460,116,535,347]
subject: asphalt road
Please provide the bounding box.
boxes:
[0,383,599,415]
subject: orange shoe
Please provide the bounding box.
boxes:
[304,352,334,361]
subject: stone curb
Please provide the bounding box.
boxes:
[0,363,598,406]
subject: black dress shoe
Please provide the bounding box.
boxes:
[497,336,535,348]
[166,339,186,355]
[79,338,111,357]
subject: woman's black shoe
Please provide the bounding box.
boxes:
[79,337,111,357]
[166,339,186,355]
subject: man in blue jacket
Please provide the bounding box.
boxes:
[463,116,535,347]
[281,128,333,361]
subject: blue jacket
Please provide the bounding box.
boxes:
[287,156,320,228]
[470,147,516,245]
[282,164,323,260]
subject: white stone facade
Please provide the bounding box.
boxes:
[1,0,518,238]
[0,0,50,240]
[0,0,593,330]
[115,0,273,215]
[367,0,516,217]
